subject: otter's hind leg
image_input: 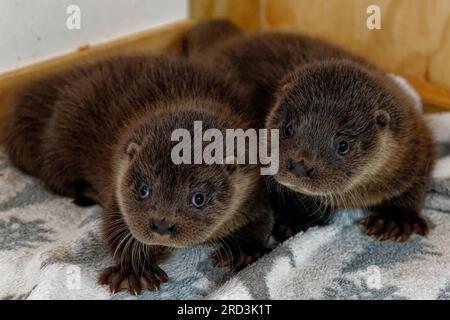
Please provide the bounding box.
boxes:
[3,82,58,176]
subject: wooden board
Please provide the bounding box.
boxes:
[263,0,450,88]
[190,0,262,31]
[190,0,450,111]
[0,20,194,142]
[405,76,450,113]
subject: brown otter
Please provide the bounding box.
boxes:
[3,55,273,294]
[183,20,436,242]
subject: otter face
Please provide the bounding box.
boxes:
[267,60,392,196]
[115,111,253,248]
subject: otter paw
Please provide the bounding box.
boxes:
[98,265,169,295]
[358,215,429,242]
[210,246,268,272]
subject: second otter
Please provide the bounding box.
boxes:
[184,20,436,242]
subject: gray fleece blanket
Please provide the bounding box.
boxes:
[1,82,450,300]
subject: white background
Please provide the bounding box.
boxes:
[0,0,188,73]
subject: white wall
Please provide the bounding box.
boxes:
[0,0,188,73]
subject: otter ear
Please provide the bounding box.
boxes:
[374,110,390,129]
[125,142,141,159]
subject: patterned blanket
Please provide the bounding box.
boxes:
[1,81,449,300]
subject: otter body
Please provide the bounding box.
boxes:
[183,22,364,121]
[184,20,436,241]
[4,55,273,294]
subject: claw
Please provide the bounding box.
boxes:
[360,214,429,242]
[98,265,168,295]
[358,218,367,225]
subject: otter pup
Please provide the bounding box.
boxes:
[183,20,436,242]
[4,55,273,294]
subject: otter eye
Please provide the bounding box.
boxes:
[337,141,350,155]
[192,193,206,208]
[138,182,150,200]
[282,124,295,139]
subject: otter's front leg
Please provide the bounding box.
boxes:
[98,203,172,295]
[98,251,170,295]
[211,193,274,271]
[359,186,429,241]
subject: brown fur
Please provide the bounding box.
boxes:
[4,55,273,294]
[183,20,436,242]
[182,19,242,57]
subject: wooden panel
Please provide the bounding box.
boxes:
[190,0,262,31]
[189,0,450,111]
[405,76,450,113]
[0,20,194,143]
[263,0,450,89]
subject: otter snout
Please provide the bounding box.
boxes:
[149,219,176,235]
[287,159,315,178]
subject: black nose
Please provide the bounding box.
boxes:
[149,219,175,235]
[287,159,315,178]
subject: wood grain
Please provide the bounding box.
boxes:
[405,76,450,113]
[263,0,450,89]
[190,0,263,31]
[190,0,450,111]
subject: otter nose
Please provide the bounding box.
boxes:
[149,219,175,235]
[287,159,315,178]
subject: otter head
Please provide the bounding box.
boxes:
[266,60,395,198]
[115,106,255,248]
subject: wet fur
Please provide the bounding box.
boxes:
[4,55,274,293]
[183,20,436,241]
